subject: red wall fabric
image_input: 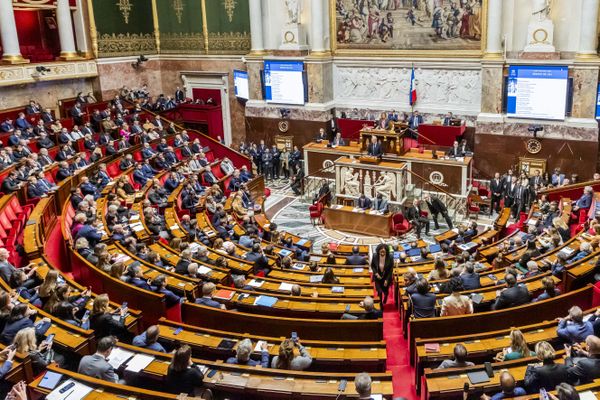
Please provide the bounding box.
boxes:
[13,10,60,60]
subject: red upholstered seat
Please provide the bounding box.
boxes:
[392,213,411,236]
[466,198,481,219]
[309,202,324,225]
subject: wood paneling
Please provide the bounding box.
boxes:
[245,117,326,148]
[474,133,598,180]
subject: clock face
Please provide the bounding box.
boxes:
[278,121,289,133]
[526,139,542,154]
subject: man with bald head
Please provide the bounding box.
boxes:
[565,335,600,385]
[481,371,526,399]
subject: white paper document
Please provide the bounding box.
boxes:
[46,379,93,400]
[125,353,155,372]
[107,347,134,369]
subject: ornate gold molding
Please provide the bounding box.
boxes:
[173,0,184,24]
[0,60,97,87]
[161,32,205,53]
[207,32,250,54]
[223,0,237,23]
[97,33,156,58]
[116,0,132,24]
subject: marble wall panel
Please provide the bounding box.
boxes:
[571,66,600,119]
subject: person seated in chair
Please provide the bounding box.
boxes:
[356,193,372,210]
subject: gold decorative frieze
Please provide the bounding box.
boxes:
[97,32,157,57]
[161,32,205,54]
[207,31,250,54]
[116,0,133,24]
[0,60,98,87]
[222,0,237,22]
[173,0,184,24]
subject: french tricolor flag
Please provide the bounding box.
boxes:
[409,67,417,106]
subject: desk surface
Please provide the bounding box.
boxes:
[323,205,392,238]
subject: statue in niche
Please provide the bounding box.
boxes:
[285,0,299,24]
[532,0,552,21]
[374,172,396,201]
[341,167,361,197]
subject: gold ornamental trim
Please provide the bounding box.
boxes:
[207,31,250,54]
[116,0,132,24]
[161,32,205,53]
[223,0,237,22]
[97,32,157,58]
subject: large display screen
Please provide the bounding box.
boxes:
[233,70,249,100]
[263,60,305,105]
[506,65,569,120]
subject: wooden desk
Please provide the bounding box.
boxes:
[323,206,392,237]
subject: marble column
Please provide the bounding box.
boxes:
[73,0,90,57]
[310,0,326,53]
[56,0,79,59]
[576,0,600,60]
[484,0,503,58]
[248,0,265,53]
[0,1,28,63]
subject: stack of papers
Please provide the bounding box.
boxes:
[46,380,93,400]
[125,353,155,372]
[297,239,308,246]
[107,347,134,369]
[130,223,144,232]
[278,282,294,292]
[353,267,364,273]
[197,265,212,275]
[248,279,265,288]
[331,286,344,293]
[309,275,324,283]
[170,224,179,230]
[291,264,305,270]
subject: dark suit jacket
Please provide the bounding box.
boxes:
[426,197,447,214]
[492,284,530,310]
[566,355,600,385]
[524,362,569,392]
[405,206,424,222]
[346,254,367,265]
[357,197,372,209]
[367,143,382,157]
[490,178,503,197]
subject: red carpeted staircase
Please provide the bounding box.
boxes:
[382,286,419,400]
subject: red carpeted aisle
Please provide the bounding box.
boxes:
[382,286,419,400]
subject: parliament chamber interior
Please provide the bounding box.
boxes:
[3,0,600,399]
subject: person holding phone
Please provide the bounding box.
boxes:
[13,327,64,375]
[89,294,130,341]
[0,344,16,379]
[270,337,312,371]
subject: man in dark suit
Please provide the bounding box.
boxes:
[26,101,41,115]
[356,193,372,210]
[345,246,367,265]
[367,136,382,157]
[459,262,481,290]
[41,109,54,124]
[316,127,328,142]
[133,164,148,187]
[565,335,600,385]
[0,118,14,133]
[405,199,430,239]
[490,172,503,215]
[512,179,529,219]
[504,176,518,211]
[446,141,464,158]
[442,112,453,126]
[326,113,338,139]
[56,162,72,181]
[331,132,345,147]
[529,170,546,188]
[492,274,531,310]
[70,102,84,126]
[423,194,453,230]
[408,110,423,130]
[78,336,119,382]
[175,87,185,103]
[261,148,272,180]
[1,171,22,193]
